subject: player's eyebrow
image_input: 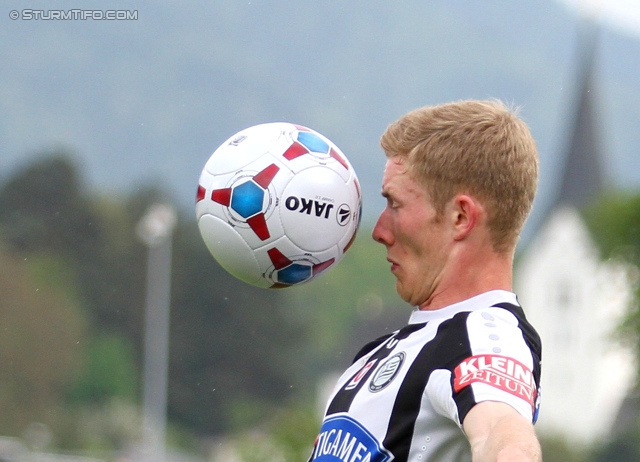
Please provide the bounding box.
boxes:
[380,189,396,204]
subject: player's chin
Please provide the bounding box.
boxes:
[395,280,413,305]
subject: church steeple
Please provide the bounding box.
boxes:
[555,19,605,209]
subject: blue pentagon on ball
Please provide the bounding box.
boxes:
[231,181,264,218]
[297,131,329,154]
[277,263,312,285]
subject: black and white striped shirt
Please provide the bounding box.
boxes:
[310,290,542,462]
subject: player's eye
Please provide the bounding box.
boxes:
[386,197,400,209]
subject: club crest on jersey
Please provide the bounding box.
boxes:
[453,354,537,408]
[310,415,393,461]
[369,352,405,392]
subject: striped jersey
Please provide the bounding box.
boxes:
[310,290,542,462]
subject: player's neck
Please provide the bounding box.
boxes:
[418,247,513,311]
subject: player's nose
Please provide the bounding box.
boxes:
[372,210,392,246]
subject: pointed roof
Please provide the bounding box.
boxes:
[555,19,605,209]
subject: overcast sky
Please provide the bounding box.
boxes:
[558,0,640,38]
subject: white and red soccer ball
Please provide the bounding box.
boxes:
[196,122,362,288]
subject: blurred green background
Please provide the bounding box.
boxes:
[2,0,640,461]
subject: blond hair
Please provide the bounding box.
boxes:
[380,100,538,253]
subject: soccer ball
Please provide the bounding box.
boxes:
[196,122,362,288]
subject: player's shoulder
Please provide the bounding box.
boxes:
[434,301,540,353]
[462,302,542,361]
[462,301,534,333]
[468,302,521,325]
[478,302,541,346]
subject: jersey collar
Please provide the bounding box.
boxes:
[408,290,519,324]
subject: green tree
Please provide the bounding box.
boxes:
[0,153,101,259]
[220,402,319,462]
[168,221,309,434]
[590,434,640,462]
[0,153,142,396]
[582,192,640,460]
[582,192,640,369]
[68,334,138,404]
[0,152,147,342]
[0,248,87,435]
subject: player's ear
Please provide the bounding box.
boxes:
[450,194,479,241]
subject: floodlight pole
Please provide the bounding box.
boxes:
[136,204,177,462]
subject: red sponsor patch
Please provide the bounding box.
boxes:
[345,359,377,390]
[453,354,536,408]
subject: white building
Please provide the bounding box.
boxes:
[516,207,635,445]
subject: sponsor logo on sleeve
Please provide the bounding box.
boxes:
[310,415,393,461]
[453,354,537,408]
